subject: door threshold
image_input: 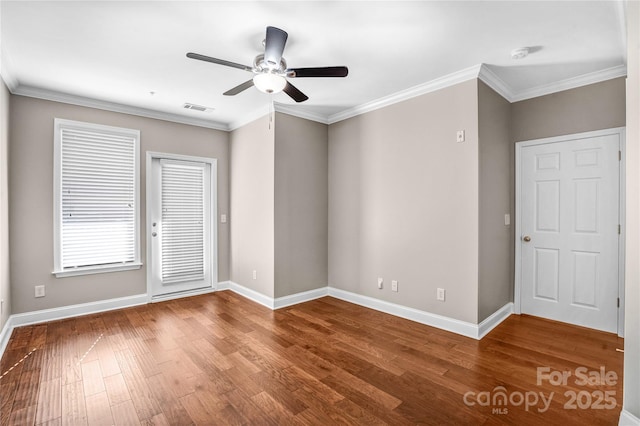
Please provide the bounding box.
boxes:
[150,286,216,303]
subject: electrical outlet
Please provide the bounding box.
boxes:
[437,288,445,301]
[221,214,227,223]
[391,280,398,292]
[252,270,257,280]
[377,277,383,289]
[35,285,45,298]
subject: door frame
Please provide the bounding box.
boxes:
[514,127,625,337]
[145,151,218,303]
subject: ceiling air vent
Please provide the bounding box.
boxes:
[183,103,214,113]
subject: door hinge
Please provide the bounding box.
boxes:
[617,297,620,308]
[619,151,622,161]
[618,224,621,235]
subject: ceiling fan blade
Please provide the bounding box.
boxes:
[264,26,288,69]
[287,66,349,78]
[223,79,255,96]
[283,81,309,103]
[186,52,253,72]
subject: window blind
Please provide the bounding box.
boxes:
[58,126,137,270]
[160,161,205,283]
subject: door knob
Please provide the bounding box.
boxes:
[523,235,531,242]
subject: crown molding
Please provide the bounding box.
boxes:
[228,104,271,131]
[0,47,19,92]
[10,84,230,131]
[327,64,483,124]
[478,64,515,102]
[4,61,627,132]
[273,103,329,125]
[509,64,627,103]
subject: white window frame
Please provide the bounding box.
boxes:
[53,118,142,277]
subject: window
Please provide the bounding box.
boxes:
[53,119,141,277]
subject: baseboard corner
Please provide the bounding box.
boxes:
[620,409,640,425]
[477,302,514,339]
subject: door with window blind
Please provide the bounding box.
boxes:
[148,154,217,299]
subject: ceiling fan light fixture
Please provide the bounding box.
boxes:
[253,73,287,94]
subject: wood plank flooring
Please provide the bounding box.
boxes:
[0,292,624,425]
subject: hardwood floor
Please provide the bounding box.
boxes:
[0,292,624,425]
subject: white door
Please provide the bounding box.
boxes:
[148,154,217,299]
[519,131,621,333]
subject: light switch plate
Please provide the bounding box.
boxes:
[504,213,510,226]
[456,130,465,143]
[221,214,227,223]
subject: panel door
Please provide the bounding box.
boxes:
[520,134,620,333]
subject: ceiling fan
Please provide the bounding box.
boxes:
[187,26,348,103]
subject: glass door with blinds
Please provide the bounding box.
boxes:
[147,154,217,299]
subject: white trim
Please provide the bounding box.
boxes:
[145,151,218,302]
[620,409,640,425]
[53,262,142,278]
[0,46,19,92]
[514,127,626,335]
[274,287,329,309]
[222,282,513,339]
[220,282,327,310]
[0,294,147,361]
[327,64,482,124]
[223,281,275,309]
[478,302,515,339]
[6,63,627,131]
[510,65,627,103]
[478,64,515,102]
[53,118,141,278]
[11,84,229,131]
[228,104,271,131]
[0,316,15,360]
[619,129,627,337]
[327,287,512,340]
[11,294,147,329]
[149,285,217,303]
[614,0,628,65]
[273,103,329,125]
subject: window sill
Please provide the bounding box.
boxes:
[53,262,143,278]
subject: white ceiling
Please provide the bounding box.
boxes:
[0,1,627,130]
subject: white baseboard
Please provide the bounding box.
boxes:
[620,409,640,425]
[0,281,514,363]
[221,281,328,310]
[223,281,276,309]
[274,287,329,309]
[0,293,148,361]
[327,287,513,340]
[10,293,148,329]
[149,285,217,303]
[0,316,15,359]
[478,302,515,339]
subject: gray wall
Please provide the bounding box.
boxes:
[478,81,512,322]
[0,81,10,330]
[9,96,230,314]
[624,0,640,418]
[274,112,328,298]
[229,114,275,297]
[511,77,625,143]
[328,80,480,323]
